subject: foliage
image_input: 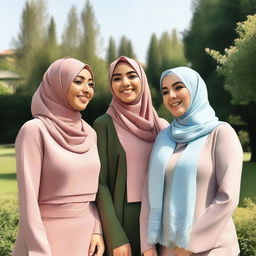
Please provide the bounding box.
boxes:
[106,37,117,64]
[61,5,80,58]
[0,194,18,256]
[206,14,256,104]
[118,36,137,59]
[0,83,11,95]
[234,198,256,255]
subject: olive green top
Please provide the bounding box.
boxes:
[93,113,141,256]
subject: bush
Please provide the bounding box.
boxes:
[0,194,18,256]
[234,198,256,256]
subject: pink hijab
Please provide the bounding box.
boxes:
[31,57,95,153]
[107,56,168,202]
[107,56,165,142]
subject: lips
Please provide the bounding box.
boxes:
[77,95,89,103]
[170,101,181,107]
[121,88,135,94]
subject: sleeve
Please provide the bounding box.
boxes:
[140,173,155,254]
[15,122,52,255]
[188,124,243,253]
[91,203,102,235]
[93,118,129,254]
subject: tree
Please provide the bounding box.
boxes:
[183,0,256,119]
[207,15,256,161]
[61,5,80,58]
[118,36,136,59]
[80,0,100,62]
[106,37,117,64]
[14,0,48,90]
[159,29,187,71]
[146,33,161,89]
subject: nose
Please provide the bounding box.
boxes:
[121,76,130,87]
[82,83,90,94]
[169,89,176,98]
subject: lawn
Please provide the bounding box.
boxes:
[0,145,255,206]
[0,144,17,195]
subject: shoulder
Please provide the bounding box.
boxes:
[213,122,238,140]
[93,113,113,130]
[15,119,44,147]
[18,119,44,136]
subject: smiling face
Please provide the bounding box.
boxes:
[67,68,95,111]
[161,74,191,117]
[111,62,142,103]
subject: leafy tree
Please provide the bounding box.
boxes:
[106,37,117,64]
[61,5,80,58]
[207,15,256,161]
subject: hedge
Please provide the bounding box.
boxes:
[0,196,255,256]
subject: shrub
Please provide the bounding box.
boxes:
[0,194,18,256]
[234,198,256,256]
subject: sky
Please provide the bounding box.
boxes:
[0,0,194,63]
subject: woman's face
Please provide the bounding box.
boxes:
[111,62,142,103]
[67,68,94,111]
[161,74,191,117]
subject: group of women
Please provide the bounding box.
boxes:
[12,55,243,256]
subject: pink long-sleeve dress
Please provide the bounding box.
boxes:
[140,124,243,256]
[12,118,101,256]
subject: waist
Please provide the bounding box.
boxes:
[39,201,93,218]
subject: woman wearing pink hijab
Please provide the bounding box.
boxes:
[12,57,104,256]
[93,56,168,256]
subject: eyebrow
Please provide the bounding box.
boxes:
[112,70,137,77]
[161,81,184,90]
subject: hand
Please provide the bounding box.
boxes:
[89,234,105,256]
[113,243,132,256]
[143,247,158,256]
[173,247,193,256]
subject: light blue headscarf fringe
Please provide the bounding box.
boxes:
[147,67,224,248]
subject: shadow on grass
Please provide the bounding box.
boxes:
[0,153,16,157]
[0,173,16,180]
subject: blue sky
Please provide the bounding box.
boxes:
[0,0,193,63]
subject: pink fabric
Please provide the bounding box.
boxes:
[12,58,101,256]
[140,124,242,255]
[31,57,94,153]
[107,56,166,142]
[107,56,168,202]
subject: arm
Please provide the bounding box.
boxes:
[93,118,129,255]
[15,121,51,255]
[188,124,243,253]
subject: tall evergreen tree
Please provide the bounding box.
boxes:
[146,33,161,89]
[14,0,48,92]
[61,5,80,58]
[106,37,117,64]
[47,17,57,49]
[118,36,136,58]
[80,0,100,62]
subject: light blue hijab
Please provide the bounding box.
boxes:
[147,67,222,248]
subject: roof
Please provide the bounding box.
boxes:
[0,49,15,56]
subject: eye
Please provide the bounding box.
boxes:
[174,84,184,91]
[128,74,138,80]
[88,82,95,88]
[112,77,121,82]
[74,80,83,85]
[162,90,169,95]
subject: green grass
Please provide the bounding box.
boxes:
[0,145,255,207]
[0,144,17,194]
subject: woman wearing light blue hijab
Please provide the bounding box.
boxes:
[140,67,243,256]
